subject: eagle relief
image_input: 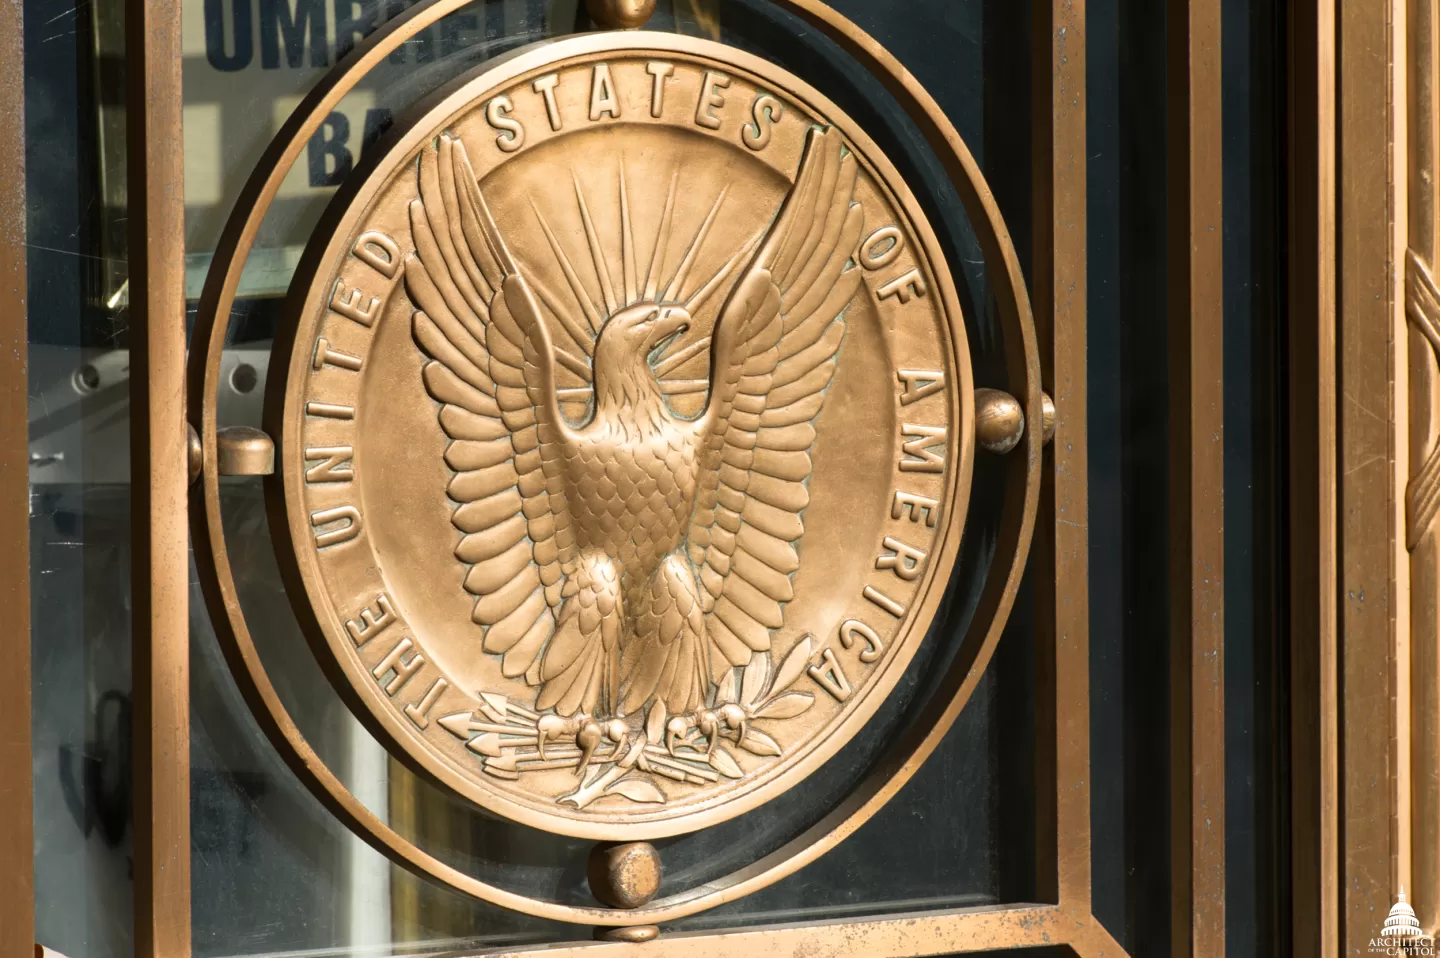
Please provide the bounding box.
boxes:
[272,34,974,839]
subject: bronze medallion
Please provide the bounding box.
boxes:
[269,32,974,840]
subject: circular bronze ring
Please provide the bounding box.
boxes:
[187,0,1043,925]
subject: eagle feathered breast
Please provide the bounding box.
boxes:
[404,126,864,720]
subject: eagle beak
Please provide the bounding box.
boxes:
[655,308,689,339]
[648,307,690,356]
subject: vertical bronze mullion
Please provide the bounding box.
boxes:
[1288,0,1341,953]
[1407,0,1440,936]
[1167,0,1226,952]
[1337,0,1408,948]
[126,1,191,956]
[0,1,32,955]
[1032,0,1091,913]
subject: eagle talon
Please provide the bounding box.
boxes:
[575,720,603,777]
[698,710,720,760]
[574,717,630,777]
[717,704,747,750]
[603,718,630,767]
[665,704,749,760]
[536,712,584,762]
[665,715,692,756]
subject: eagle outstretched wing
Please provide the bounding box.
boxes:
[405,134,577,685]
[687,126,865,675]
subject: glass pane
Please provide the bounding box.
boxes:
[1086,0,1285,954]
[27,0,134,953]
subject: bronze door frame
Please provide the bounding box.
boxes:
[4,0,1425,954]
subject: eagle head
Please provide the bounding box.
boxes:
[591,304,691,419]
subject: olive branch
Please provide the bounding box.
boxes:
[439,635,820,809]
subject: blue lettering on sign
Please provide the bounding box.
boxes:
[260,0,328,69]
[307,108,394,187]
[204,0,253,71]
[202,0,543,73]
[333,1,378,60]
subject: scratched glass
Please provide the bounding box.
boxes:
[27,0,136,955]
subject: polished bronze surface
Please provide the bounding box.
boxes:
[586,0,656,29]
[127,0,192,954]
[0,0,31,951]
[1167,0,1226,952]
[588,841,662,908]
[1339,0,1409,948]
[217,425,275,476]
[271,35,972,839]
[189,0,1038,923]
[188,423,204,484]
[1031,0,1091,913]
[974,388,1053,454]
[974,388,1023,454]
[1410,0,1440,934]
[489,905,1125,957]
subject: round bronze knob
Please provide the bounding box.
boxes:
[585,0,656,29]
[187,423,204,484]
[975,388,1024,454]
[974,388,1057,453]
[216,425,275,476]
[588,841,662,909]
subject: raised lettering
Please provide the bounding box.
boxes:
[876,535,928,582]
[353,230,400,278]
[589,63,621,121]
[306,401,355,420]
[532,73,562,130]
[743,93,784,150]
[863,584,906,618]
[330,278,381,327]
[404,677,449,728]
[312,337,363,372]
[840,619,884,664]
[304,446,354,484]
[899,423,947,473]
[860,226,904,269]
[807,648,853,701]
[892,490,940,527]
[897,369,945,405]
[372,636,424,696]
[646,61,674,117]
[311,505,362,548]
[877,268,927,304]
[695,70,731,130]
[345,593,395,647]
[486,94,525,152]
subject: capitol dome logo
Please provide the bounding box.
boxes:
[1370,889,1436,955]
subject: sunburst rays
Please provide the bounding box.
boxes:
[522,162,762,407]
